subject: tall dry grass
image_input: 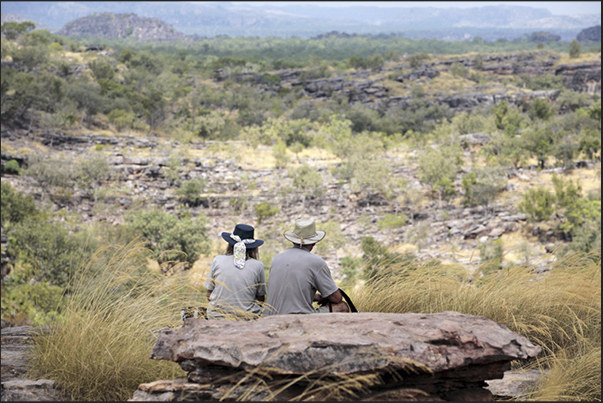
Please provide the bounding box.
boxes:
[27,241,201,401]
[351,249,601,401]
[27,242,600,401]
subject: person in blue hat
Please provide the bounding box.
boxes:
[204,224,266,320]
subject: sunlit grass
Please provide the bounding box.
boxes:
[27,241,201,401]
[26,240,600,401]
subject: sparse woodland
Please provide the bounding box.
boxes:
[0,22,601,401]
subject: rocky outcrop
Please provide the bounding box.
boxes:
[1,326,65,401]
[57,12,189,42]
[555,61,602,95]
[577,25,601,42]
[131,311,541,401]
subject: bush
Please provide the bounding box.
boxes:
[376,213,407,230]
[9,218,98,288]
[124,209,211,272]
[254,202,279,224]
[519,187,556,222]
[288,163,324,202]
[1,281,64,327]
[4,159,21,175]
[175,179,206,207]
[461,166,508,208]
[1,182,38,227]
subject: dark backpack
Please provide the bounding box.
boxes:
[328,288,359,313]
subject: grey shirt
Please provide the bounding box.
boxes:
[264,247,338,315]
[205,254,266,320]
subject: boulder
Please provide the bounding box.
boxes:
[135,311,541,401]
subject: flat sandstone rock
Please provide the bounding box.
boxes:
[150,311,541,375]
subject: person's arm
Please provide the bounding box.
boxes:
[315,289,342,305]
[256,295,265,302]
[206,289,212,301]
[326,289,342,304]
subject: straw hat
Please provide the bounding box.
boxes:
[283,219,326,245]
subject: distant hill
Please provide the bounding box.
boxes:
[1,1,600,40]
[56,12,189,41]
[577,25,601,42]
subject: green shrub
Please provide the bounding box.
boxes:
[519,188,556,222]
[254,201,279,224]
[175,179,206,207]
[1,281,64,327]
[1,182,38,227]
[529,98,556,121]
[461,166,508,208]
[124,209,211,271]
[4,159,21,175]
[569,39,582,58]
[377,213,407,230]
[9,218,98,288]
[288,163,324,201]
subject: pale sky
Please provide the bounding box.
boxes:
[230,2,602,16]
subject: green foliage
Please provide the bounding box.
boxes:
[569,39,582,58]
[515,74,564,91]
[88,59,115,81]
[20,154,69,187]
[376,213,407,230]
[477,238,503,275]
[493,101,527,135]
[1,182,38,227]
[288,163,324,201]
[4,159,21,175]
[417,144,462,203]
[408,52,430,69]
[124,209,211,269]
[360,236,414,281]
[578,129,601,161]
[522,124,558,169]
[272,140,290,169]
[1,281,64,326]
[175,179,206,207]
[528,98,556,121]
[9,217,98,288]
[461,166,508,208]
[254,201,279,224]
[1,21,35,40]
[519,187,556,222]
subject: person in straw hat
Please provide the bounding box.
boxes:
[204,223,266,320]
[264,218,349,315]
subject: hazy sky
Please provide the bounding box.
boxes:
[230,1,601,16]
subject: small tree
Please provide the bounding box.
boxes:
[125,209,211,274]
[288,163,324,205]
[176,179,206,207]
[254,202,279,224]
[519,188,556,222]
[569,39,581,59]
[418,145,462,206]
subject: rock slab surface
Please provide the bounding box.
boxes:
[135,311,542,401]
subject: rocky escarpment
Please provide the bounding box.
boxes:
[3,126,590,276]
[555,61,602,95]
[131,311,542,401]
[215,52,600,111]
[577,25,601,42]
[57,12,189,42]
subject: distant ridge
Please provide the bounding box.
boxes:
[56,12,189,42]
[1,1,600,40]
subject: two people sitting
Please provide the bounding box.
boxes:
[204,219,348,320]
